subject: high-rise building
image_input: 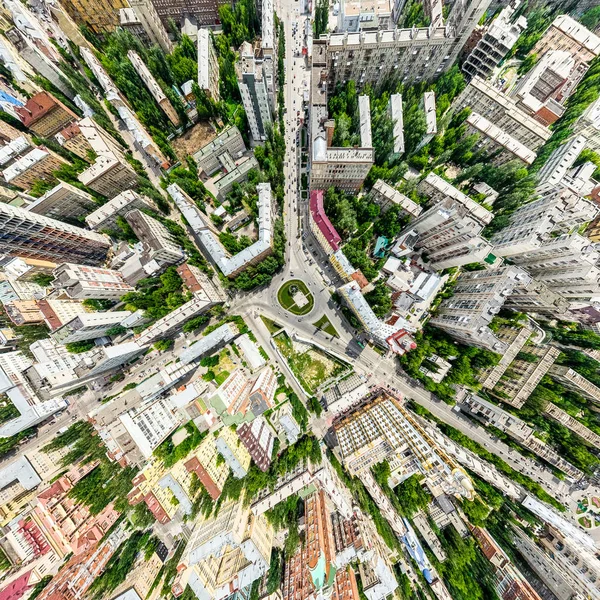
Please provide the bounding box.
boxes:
[3,148,69,192]
[396,199,493,270]
[247,366,277,415]
[51,311,132,344]
[505,279,571,319]
[238,41,273,143]
[452,76,551,150]
[388,94,404,159]
[535,134,590,193]
[58,0,128,34]
[465,112,536,165]
[146,0,222,30]
[125,209,185,266]
[459,392,582,479]
[121,0,172,52]
[127,51,180,126]
[550,365,600,403]
[321,0,490,89]
[490,185,598,257]
[15,92,77,137]
[0,203,110,265]
[197,29,220,101]
[0,352,67,437]
[490,344,561,408]
[283,489,360,600]
[52,263,134,300]
[369,179,422,217]
[532,14,600,67]
[462,2,527,81]
[430,267,531,353]
[173,499,273,600]
[26,182,96,222]
[237,417,275,472]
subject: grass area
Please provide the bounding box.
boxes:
[261,315,284,335]
[277,280,314,316]
[313,315,339,338]
[273,331,349,393]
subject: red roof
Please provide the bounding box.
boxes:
[16,92,61,128]
[351,270,369,289]
[309,190,341,251]
[0,571,33,600]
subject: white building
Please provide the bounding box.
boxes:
[52,263,134,300]
[85,189,152,231]
[179,323,240,365]
[338,281,416,354]
[338,0,392,31]
[430,267,532,352]
[388,94,404,159]
[463,2,527,81]
[167,183,273,278]
[238,41,272,143]
[51,311,132,344]
[26,182,96,221]
[197,29,220,100]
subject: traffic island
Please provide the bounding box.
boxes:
[277,280,314,315]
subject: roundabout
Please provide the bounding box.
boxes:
[277,280,315,316]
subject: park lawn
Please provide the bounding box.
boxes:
[277,280,314,316]
[273,331,349,393]
[313,315,339,338]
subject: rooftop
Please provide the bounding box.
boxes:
[3,148,55,182]
[310,190,341,251]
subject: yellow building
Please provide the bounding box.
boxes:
[59,0,128,34]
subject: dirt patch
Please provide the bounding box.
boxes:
[171,121,216,163]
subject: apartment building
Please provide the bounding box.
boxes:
[84,189,151,231]
[418,172,492,225]
[173,499,273,600]
[37,298,91,331]
[146,0,222,30]
[466,112,536,165]
[452,76,551,150]
[207,155,260,200]
[192,127,246,177]
[283,489,360,600]
[15,92,77,137]
[167,182,273,278]
[532,14,600,66]
[543,402,600,448]
[55,122,94,161]
[215,426,252,478]
[247,366,277,415]
[490,344,561,408]
[58,0,127,33]
[430,267,531,353]
[125,209,185,266]
[210,369,251,415]
[333,390,475,498]
[397,198,493,270]
[388,94,404,158]
[183,435,230,500]
[339,281,416,355]
[179,322,239,365]
[477,325,533,389]
[134,292,223,347]
[463,3,527,80]
[338,0,392,31]
[197,29,220,101]
[459,392,582,479]
[127,51,179,126]
[369,179,422,217]
[26,182,96,221]
[237,416,275,472]
[571,96,600,152]
[238,41,272,143]
[51,311,131,344]
[4,148,68,191]
[0,202,110,265]
[310,93,374,193]
[470,527,543,600]
[0,136,32,170]
[36,528,127,600]
[123,0,172,52]
[507,233,600,302]
[78,151,138,200]
[30,464,120,558]
[535,134,589,193]
[550,365,600,403]
[490,185,598,257]
[52,263,133,300]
